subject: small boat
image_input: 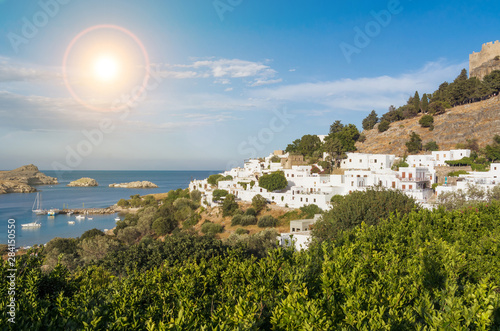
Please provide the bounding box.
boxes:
[114,217,120,222]
[67,211,74,216]
[88,217,93,220]
[21,221,41,228]
[47,209,58,216]
[32,193,46,215]
[68,221,75,225]
[75,215,85,220]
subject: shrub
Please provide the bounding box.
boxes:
[201,222,224,235]
[419,114,434,128]
[222,194,239,217]
[235,228,249,235]
[231,214,243,226]
[448,170,469,177]
[405,132,422,153]
[80,229,104,241]
[424,141,439,151]
[207,174,224,186]
[299,204,322,219]
[378,120,390,132]
[257,215,278,228]
[258,171,288,192]
[236,215,257,226]
[117,199,129,207]
[252,194,268,213]
[313,187,418,242]
[212,189,229,202]
[245,208,256,216]
[190,190,202,202]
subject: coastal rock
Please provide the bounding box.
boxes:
[109,181,158,188]
[67,178,99,187]
[0,164,58,194]
[0,181,37,194]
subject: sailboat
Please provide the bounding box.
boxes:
[32,192,46,215]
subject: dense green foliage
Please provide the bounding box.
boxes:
[201,221,224,235]
[419,114,434,128]
[3,203,500,329]
[212,189,228,201]
[258,171,288,192]
[405,132,423,153]
[362,110,379,130]
[231,214,257,226]
[257,215,278,228]
[484,135,500,161]
[314,187,418,242]
[377,120,390,132]
[251,194,267,213]
[221,194,239,217]
[424,140,439,151]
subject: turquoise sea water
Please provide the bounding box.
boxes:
[1,170,219,247]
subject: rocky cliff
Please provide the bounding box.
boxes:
[0,165,58,194]
[356,96,500,156]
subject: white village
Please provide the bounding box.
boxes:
[190,145,500,250]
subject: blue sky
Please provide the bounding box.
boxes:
[0,0,499,170]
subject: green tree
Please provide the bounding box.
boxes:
[419,114,434,128]
[483,135,500,161]
[378,120,390,132]
[313,187,418,242]
[413,91,421,113]
[421,93,429,113]
[252,194,267,213]
[207,174,224,186]
[362,110,379,130]
[424,141,439,151]
[213,189,229,202]
[329,120,344,134]
[298,134,322,157]
[258,171,288,192]
[323,137,346,168]
[406,132,423,153]
[222,194,239,217]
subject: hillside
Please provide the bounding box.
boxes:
[356,96,500,156]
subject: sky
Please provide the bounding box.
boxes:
[0,0,499,170]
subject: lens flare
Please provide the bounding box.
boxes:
[62,24,150,111]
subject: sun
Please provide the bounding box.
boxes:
[93,55,120,82]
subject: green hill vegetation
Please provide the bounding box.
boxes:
[282,69,500,164]
[2,188,500,329]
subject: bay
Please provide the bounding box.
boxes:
[0,170,218,247]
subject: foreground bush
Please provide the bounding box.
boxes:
[2,204,500,329]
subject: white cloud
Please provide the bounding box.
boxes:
[0,57,60,82]
[158,58,282,87]
[251,60,466,112]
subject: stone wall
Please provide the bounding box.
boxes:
[470,41,500,80]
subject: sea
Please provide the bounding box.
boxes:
[1,170,219,248]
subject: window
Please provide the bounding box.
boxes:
[351,181,354,186]
[409,173,413,179]
[306,198,308,202]
[409,185,413,189]
[392,182,396,188]
[349,159,352,162]
[374,159,377,163]
[402,172,406,178]
[292,228,296,232]
[300,198,303,202]
[314,199,316,203]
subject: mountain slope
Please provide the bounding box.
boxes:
[356,96,500,156]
